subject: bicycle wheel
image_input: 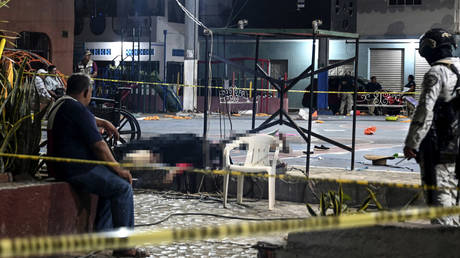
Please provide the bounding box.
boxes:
[116,109,141,144]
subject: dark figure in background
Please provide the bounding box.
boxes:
[47,74,148,257]
[302,79,318,111]
[403,75,417,116]
[404,75,416,93]
[44,65,65,99]
[337,74,354,115]
[77,50,98,96]
[365,76,382,115]
[77,50,98,78]
[404,28,460,226]
[34,69,53,111]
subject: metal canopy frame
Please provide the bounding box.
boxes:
[205,28,360,174]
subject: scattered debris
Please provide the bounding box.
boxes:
[363,154,395,166]
[239,110,252,115]
[297,108,318,120]
[385,116,399,121]
[364,126,377,135]
[359,161,414,171]
[312,111,318,120]
[393,153,405,158]
[172,116,191,120]
[232,113,241,117]
[143,116,160,121]
[298,108,309,120]
[256,113,270,117]
[160,114,192,120]
[400,119,411,123]
[315,120,324,124]
[350,110,361,115]
[314,145,329,150]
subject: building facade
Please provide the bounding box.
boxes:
[73,0,460,109]
[205,0,460,108]
[0,0,75,74]
[74,0,187,82]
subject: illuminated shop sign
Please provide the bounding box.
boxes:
[88,49,112,56]
[125,49,155,56]
[85,42,184,62]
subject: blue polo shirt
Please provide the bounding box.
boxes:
[47,99,102,179]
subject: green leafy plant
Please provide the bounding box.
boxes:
[0,59,47,178]
[306,184,384,217]
[0,0,20,47]
[358,188,384,212]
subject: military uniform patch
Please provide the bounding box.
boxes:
[423,74,438,87]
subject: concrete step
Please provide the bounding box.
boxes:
[132,166,423,209]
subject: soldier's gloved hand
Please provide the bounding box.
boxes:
[403,146,417,160]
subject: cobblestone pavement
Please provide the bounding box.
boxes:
[72,190,308,258]
[134,189,308,258]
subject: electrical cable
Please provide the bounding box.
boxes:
[225,0,236,28]
[76,251,102,258]
[134,212,307,227]
[226,0,249,28]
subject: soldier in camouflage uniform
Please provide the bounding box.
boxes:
[404,28,460,226]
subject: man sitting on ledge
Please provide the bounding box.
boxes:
[47,73,147,257]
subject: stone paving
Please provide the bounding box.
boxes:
[72,189,309,258]
[134,189,308,258]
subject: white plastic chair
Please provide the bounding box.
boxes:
[222,134,281,210]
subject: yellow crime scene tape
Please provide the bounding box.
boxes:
[25,71,419,95]
[0,152,456,193]
[0,205,459,257]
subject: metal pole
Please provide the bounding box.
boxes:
[121,26,124,79]
[351,38,360,170]
[251,36,260,129]
[132,27,135,80]
[306,35,317,175]
[138,25,141,80]
[163,30,168,112]
[137,27,142,113]
[224,35,227,81]
[203,35,209,139]
[279,78,284,125]
[148,18,152,113]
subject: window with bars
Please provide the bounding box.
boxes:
[389,0,422,6]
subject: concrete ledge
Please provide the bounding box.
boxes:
[267,223,459,258]
[132,166,424,208]
[0,181,97,237]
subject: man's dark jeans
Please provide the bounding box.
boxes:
[66,165,134,231]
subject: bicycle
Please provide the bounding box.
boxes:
[89,86,142,147]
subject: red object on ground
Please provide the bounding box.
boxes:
[176,163,193,174]
[364,126,377,135]
[356,110,361,116]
